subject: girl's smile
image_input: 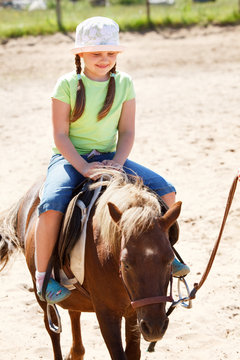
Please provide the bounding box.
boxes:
[80,51,118,81]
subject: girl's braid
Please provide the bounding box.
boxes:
[111,64,116,75]
[75,53,81,75]
[98,64,117,121]
[71,54,86,122]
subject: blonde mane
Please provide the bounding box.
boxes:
[91,169,162,254]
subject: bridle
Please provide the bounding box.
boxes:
[118,217,189,314]
[118,232,190,315]
[120,175,239,317]
[120,263,191,317]
[119,235,176,313]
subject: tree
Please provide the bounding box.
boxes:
[56,0,63,30]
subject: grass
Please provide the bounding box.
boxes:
[0,0,240,39]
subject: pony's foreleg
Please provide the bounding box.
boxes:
[125,312,141,360]
[96,309,127,360]
[36,296,63,360]
[66,310,85,360]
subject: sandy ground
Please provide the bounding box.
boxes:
[0,25,240,359]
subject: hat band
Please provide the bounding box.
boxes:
[71,44,124,54]
[76,41,120,47]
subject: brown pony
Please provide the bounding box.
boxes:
[0,170,181,360]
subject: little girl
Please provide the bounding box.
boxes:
[36,16,189,304]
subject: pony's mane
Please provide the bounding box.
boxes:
[91,169,162,254]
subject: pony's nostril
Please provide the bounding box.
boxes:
[140,319,151,336]
[162,317,169,333]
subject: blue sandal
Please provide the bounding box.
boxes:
[38,278,71,304]
[172,258,190,277]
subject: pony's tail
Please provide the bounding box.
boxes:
[0,201,21,271]
[0,234,10,271]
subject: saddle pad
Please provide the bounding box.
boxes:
[69,183,102,285]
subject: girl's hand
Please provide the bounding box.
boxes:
[81,161,102,180]
[102,160,123,171]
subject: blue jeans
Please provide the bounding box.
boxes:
[38,153,176,215]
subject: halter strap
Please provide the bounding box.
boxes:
[131,295,174,309]
[130,275,174,309]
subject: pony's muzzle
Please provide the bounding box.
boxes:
[139,316,169,342]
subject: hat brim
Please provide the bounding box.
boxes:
[71,44,125,54]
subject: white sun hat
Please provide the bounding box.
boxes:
[71,16,124,54]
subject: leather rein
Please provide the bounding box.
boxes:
[189,174,238,300]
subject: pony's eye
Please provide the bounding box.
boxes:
[123,262,130,271]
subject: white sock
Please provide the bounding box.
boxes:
[35,270,46,293]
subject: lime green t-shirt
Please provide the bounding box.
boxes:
[52,71,135,155]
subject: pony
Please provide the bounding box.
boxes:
[0,170,181,360]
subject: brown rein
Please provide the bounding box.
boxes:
[189,174,238,299]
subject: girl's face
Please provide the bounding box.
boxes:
[80,51,118,81]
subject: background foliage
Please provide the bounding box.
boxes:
[0,0,240,39]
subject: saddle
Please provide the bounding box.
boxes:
[43,179,180,299]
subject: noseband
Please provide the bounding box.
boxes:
[130,276,174,310]
[120,266,174,310]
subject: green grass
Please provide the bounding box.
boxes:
[0,0,240,39]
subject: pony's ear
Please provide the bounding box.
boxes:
[158,201,182,231]
[107,202,122,223]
